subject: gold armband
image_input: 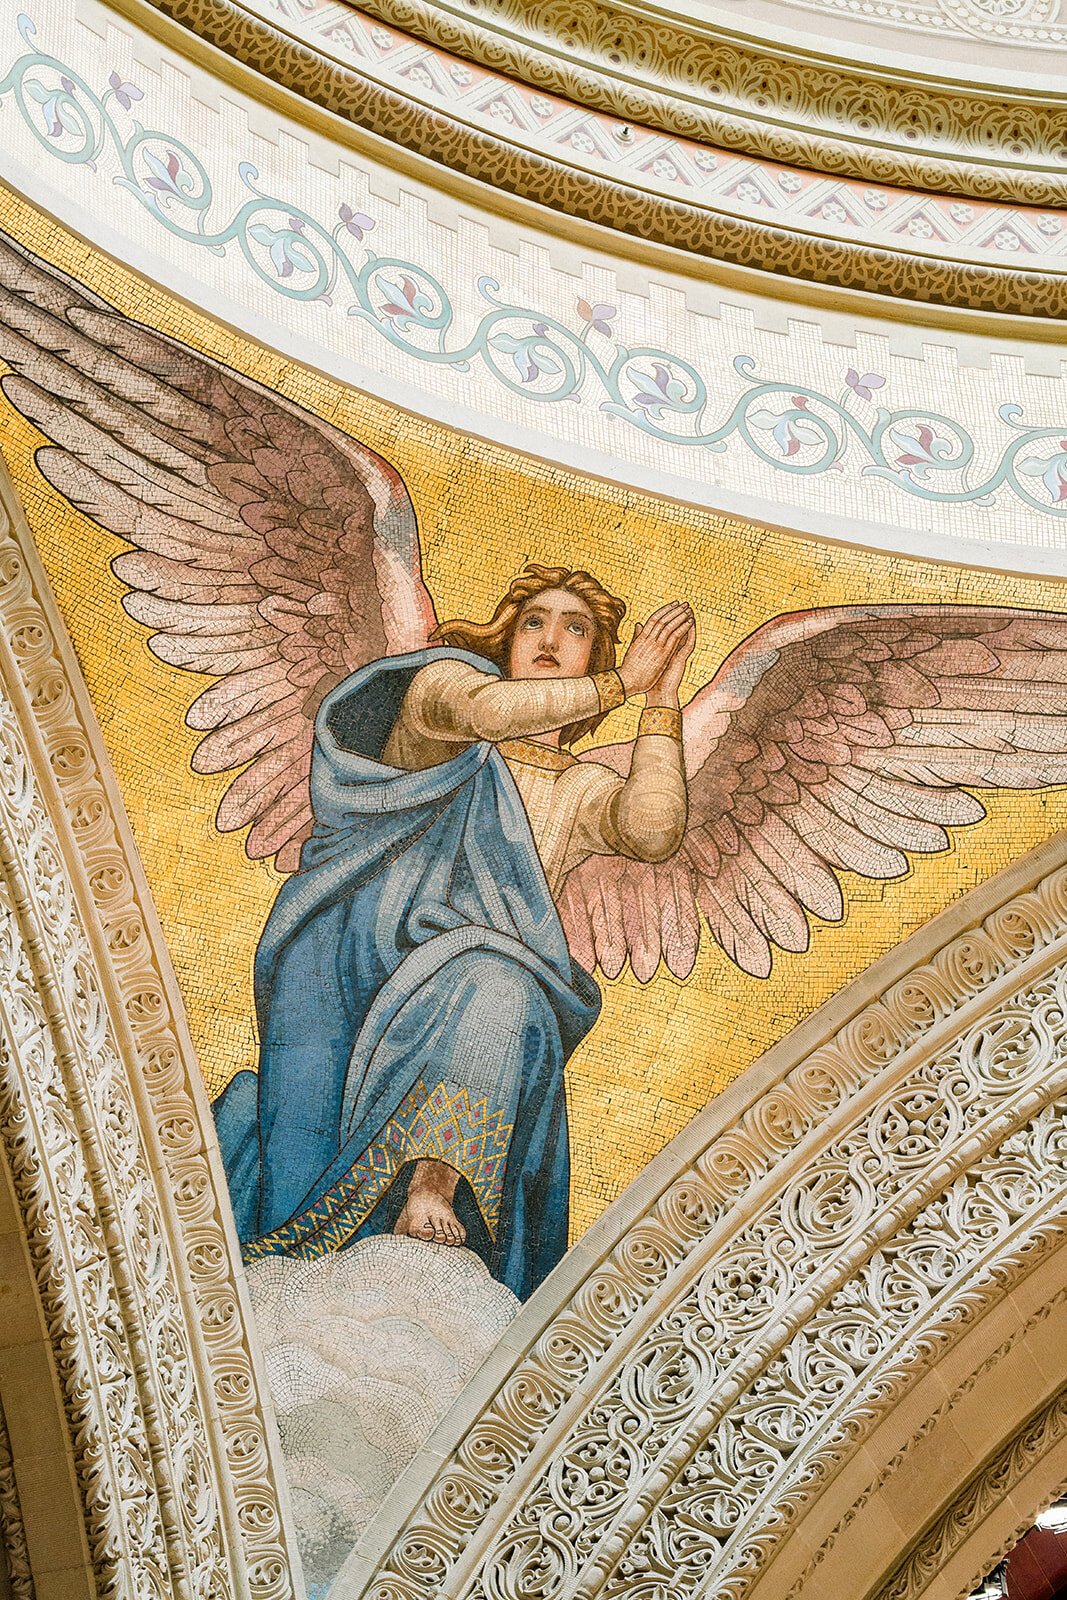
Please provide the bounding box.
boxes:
[638,706,682,740]
[593,670,627,713]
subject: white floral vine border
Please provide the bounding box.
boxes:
[4,0,1067,557]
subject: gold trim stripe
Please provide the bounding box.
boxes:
[111,0,1067,321]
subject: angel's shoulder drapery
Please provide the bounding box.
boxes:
[379,655,688,894]
[382,656,606,773]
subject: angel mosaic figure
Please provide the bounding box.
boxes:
[5,234,1067,1298]
[217,568,695,1297]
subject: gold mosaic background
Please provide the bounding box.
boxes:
[3,186,1067,1241]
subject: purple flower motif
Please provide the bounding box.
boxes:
[1017,438,1067,504]
[773,418,803,457]
[895,423,938,469]
[25,78,74,139]
[379,275,421,319]
[108,69,143,111]
[489,328,562,385]
[877,420,962,483]
[288,215,305,234]
[845,367,886,403]
[338,203,375,240]
[629,362,686,419]
[748,400,826,461]
[142,148,191,202]
[577,298,617,337]
[249,220,315,281]
[375,274,436,328]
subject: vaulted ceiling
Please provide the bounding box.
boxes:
[130,0,1067,318]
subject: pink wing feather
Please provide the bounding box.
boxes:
[564,605,1067,980]
[0,234,437,871]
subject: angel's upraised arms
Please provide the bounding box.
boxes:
[559,606,1067,982]
[400,659,612,746]
[565,716,688,873]
[0,234,437,871]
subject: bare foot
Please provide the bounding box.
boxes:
[394,1158,467,1246]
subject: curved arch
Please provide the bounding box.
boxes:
[0,449,301,1593]
[336,830,1067,1600]
[0,1133,91,1599]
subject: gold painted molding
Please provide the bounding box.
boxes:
[355,0,1067,204]
[108,0,1067,320]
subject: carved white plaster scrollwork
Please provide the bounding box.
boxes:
[784,1282,1067,1600]
[0,461,299,1592]
[339,846,1067,1600]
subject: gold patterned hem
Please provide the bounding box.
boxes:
[638,706,683,740]
[593,669,627,712]
[497,736,577,773]
[242,1079,513,1264]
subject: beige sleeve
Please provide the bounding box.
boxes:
[403,659,604,745]
[572,736,688,866]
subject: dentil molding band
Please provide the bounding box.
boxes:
[115,0,1067,317]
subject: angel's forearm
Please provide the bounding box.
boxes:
[606,728,687,862]
[644,688,680,710]
[410,663,622,744]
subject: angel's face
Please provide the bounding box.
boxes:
[509,589,595,681]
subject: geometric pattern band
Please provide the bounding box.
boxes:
[242,1078,513,1264]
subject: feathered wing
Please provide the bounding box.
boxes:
[0,234,437,870]
[560,605,1067,981]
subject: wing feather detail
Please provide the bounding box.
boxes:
[0,232,437,869]
[561,605,1067,980]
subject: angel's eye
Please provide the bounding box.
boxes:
[568,621,588,635]
[521,614,542,629]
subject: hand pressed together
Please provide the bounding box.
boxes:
[618,601,696,703]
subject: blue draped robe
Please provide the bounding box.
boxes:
[212,647,601,1299]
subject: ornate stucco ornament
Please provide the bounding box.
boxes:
[113,0,1067,317]
[334,831,1067,1600]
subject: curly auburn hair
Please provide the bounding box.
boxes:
[432,562,627,746]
